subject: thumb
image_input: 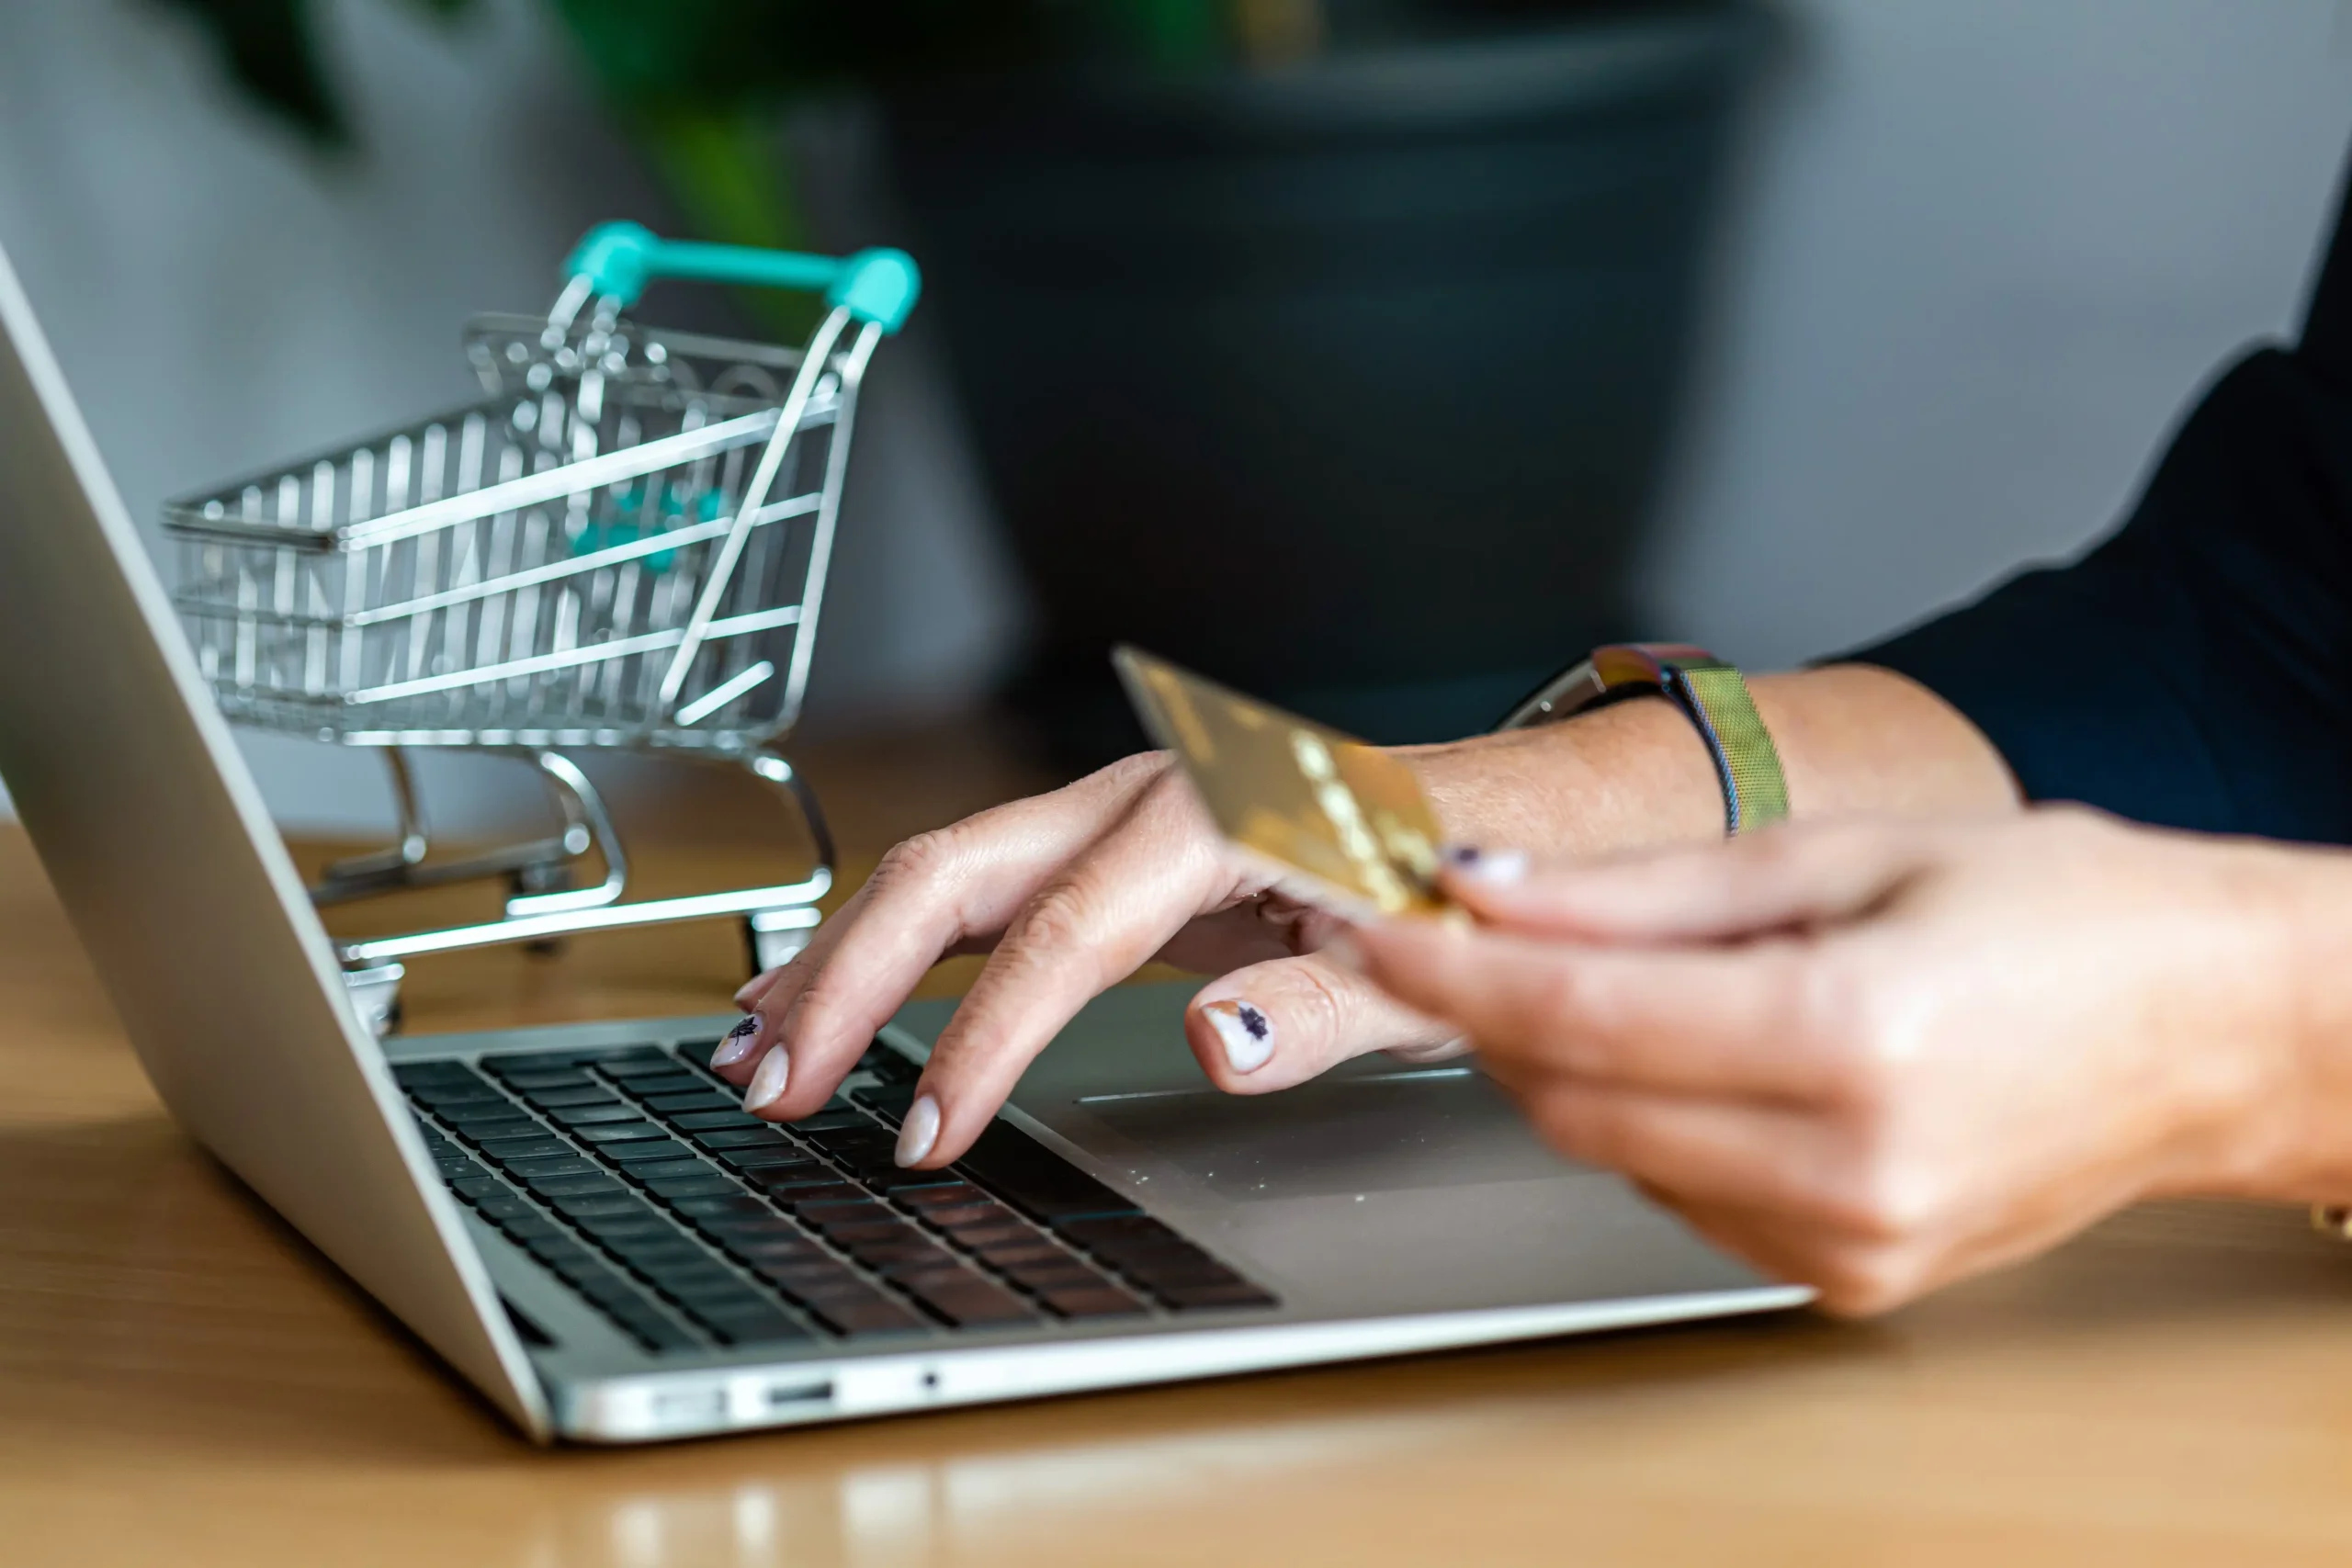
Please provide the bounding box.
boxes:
[1440,820,1933,944]
[1185,953,1460,1095]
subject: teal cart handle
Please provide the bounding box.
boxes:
[561,220,921,333]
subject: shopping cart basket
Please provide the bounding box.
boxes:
[164,222,920,1033]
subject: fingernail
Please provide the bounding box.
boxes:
[1201,999,1275,1074]
[710,1013,761,1068]
[732,972,775,1010]
[895,1094,941,1168]
[741,1044,791,1112]
[1446,845,1528,884]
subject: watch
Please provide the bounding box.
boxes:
[1498,642,1791,836]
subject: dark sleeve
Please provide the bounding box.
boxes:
[1849,161,2352,843]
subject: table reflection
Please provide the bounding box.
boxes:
[524,1404,1485,1568]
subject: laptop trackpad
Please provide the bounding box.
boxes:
[1074,1069,1581,1201]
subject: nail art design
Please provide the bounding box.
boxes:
[709,1013,761,1069]
[1449,846,1529,884]
[895,1094,940,1168]
[1202,999,1275,1074]
[742,1043,791,1112]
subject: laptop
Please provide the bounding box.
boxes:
[0,243,1805,1444]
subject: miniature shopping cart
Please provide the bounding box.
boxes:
[164,222,920,1033]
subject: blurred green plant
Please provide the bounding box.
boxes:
[155,0,1633,330]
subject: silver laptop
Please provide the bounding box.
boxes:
[0,243,1805,1444]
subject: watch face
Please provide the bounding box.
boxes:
[1113,646,1449,919]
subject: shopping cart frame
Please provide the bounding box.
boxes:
[165,224,919,1032]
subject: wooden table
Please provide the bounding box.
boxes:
[8,720,2352,1566]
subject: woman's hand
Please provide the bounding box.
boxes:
[708,750,1476,1163]
[708,663,2013,1170]
[1347,809,2332,1314]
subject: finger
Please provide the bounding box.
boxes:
[1646,1195,1840,1303]
[1183,953,1460,1096]
[1438,820,1933,944]
[1345,919,1842,1100]
[715,753,1168,1100]
[895,776,1251,1168]
[1508,1080,1843,1216]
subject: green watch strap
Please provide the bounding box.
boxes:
[1498,643,1791,836]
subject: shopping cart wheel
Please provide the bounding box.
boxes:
[511,860,574,956]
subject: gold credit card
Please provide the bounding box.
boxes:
[1114,646,1449,918]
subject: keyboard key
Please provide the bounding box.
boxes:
[602,1140,698,1167]
[521,1086,624,1110]
[548,1191,654,1220]
[921,1201,1017,1231]
[545,1103,647,1126]
[698,1310,819,1348]
[715,1146,819,1173]
[478,1052,573,1077]
[478,1138,575,1166]
[764,1181,867,1208]
[724,1238,832,1269]
[474,1128,570,1153]
[668,1110,767,1131]
[1156,1280,1280,1310]
[608,1241,718,1272]
[1041,1286,1150,1319]
[393,1060,479,1083]
[663,1284,770,1320]
[526,1173,628,1199]
[783,1109,872,1133]
[590,1049,684,1078]
[612,1067,704,1092]
[612,1312,699,1353]
[570,1120,668,1145]
[956,1122,1141,1224]
[892,1182,989,1210]
[669,1193,774,1223]
[944,1224,1035,1251]
[969,1239,1069,1267]
[442,1111,537,1138]
[803,1125,895,1154]
[503,1154,600,1180]
[849,1236,958,1269]
[760,1260,882,1303]
[423,1089,514,1112]
[645,1174,745,1201]
[573,1213,680,1243]
[640,1089,739,1114]
[408,1083,509,1109]
[898,1272,1037,1327]
[618,1159,710,1186]
[693,1126,795,1150]
[450,1176,505,1203]
[1001,1263,1106,1295]
[808,1296,933,1338]
[496,1068,594,1092]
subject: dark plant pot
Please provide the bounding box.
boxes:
[887,5,1776,764]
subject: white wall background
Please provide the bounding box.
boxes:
[2,0,2350,829]
[1646,0,2352,662]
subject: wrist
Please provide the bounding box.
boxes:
[2206,842,2352,1204]
[1404,696,1722,858]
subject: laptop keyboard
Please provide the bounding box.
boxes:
[397,1041,1277,1355]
